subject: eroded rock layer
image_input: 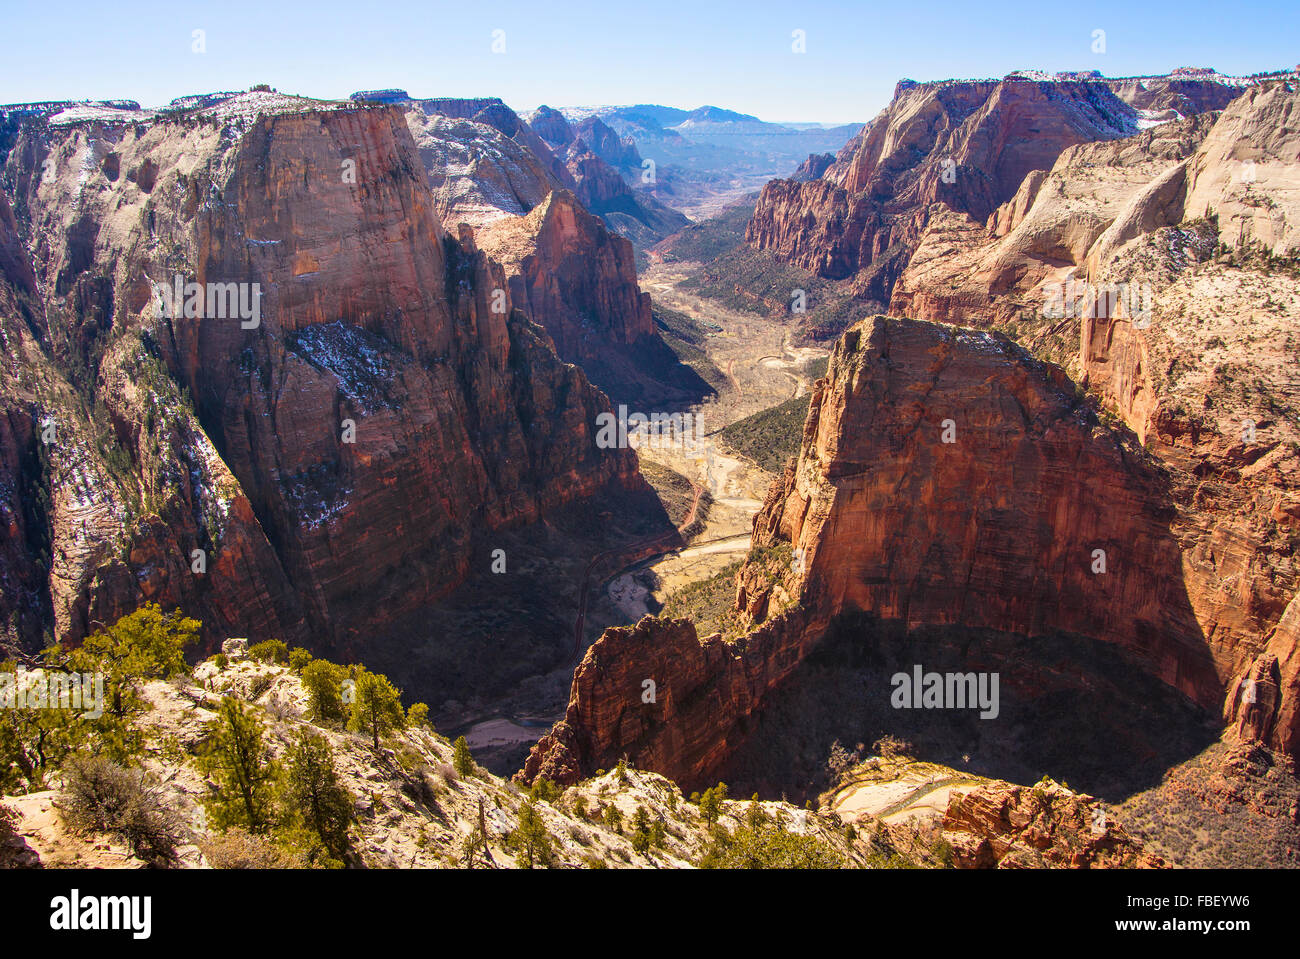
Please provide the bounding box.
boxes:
[526,310,1298,787]
[0,94,641,655]
[747,73,1251,303]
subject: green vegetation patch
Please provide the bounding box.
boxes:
[717,393,812,473]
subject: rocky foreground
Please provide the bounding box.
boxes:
[1,636,1156,869]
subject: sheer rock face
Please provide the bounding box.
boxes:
[0,97,638,652]
[882,83,1300,759]
[475,190,706,406]
[746,315,1220,704]
[404,108,566,230]
[524,310,1296,789]
[477,190,652,351]
[1181,82,1300,255]
[746,75,1248,297]
[519,611,821,790]
[402,102,697,405]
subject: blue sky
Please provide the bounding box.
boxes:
[4,0,1296,123]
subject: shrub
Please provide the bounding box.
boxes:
[200,827,307,869]
[60,757,186,865]
[0,801,18,844]
[873,735,913,761]
[288,647,312,672]
[700,824,845,869]
[245,672,274,700]
[247,639,288,664]
[530,778,561,804]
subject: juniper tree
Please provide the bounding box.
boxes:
[406,702,430,729]
[300,659,348,723]
[452,735,475,778]
[509,800,553,869]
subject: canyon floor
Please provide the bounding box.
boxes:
[457,259,829,774]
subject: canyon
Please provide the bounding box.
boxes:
[0,91,686,690]
[519,71,1300,865]
[3,65,1299,870]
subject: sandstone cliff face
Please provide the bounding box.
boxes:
[404,109,563,230]
[476,190,709,407]
[1181,82,1300,254]
[745,316,1221,705]
[400,100,698,406]
[881,82,1300,759]
[414,97,575,193]
[747,74,1249,302]
[889,112,1217,326]
[1,93,639,653]
[519,611,821,789]
[527,310,1297,790]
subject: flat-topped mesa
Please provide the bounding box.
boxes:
[0,97,639,652]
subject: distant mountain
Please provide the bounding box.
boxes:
[555,104,864,219]
[521,104,690,252]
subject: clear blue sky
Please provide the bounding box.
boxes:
[4,0,1296,123]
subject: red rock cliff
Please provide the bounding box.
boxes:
[1,95,640,652]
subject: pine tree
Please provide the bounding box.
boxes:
[631,805,653,854]
[699,782,728,824]
[509,800,553,869]
[198,698,278,832]
[281,730,354,864]
[300,659,347,723]
[406,702,430,729]
[452,735,475,778]
[346,668,406,750]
